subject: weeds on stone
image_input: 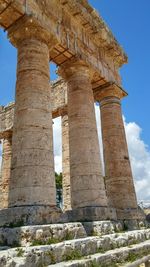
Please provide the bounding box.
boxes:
[90,260,101,267]
[96,247,106,254]
[126,252,138,262]
[65,231,74,240]
[31,231,74,247]
[91,230,98,237]
[16,248,24,257]
[45,251,56,264]
[63,249,82,261]
[31,237,61,246]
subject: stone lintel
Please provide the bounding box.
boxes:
[0,0,125,85]
[94,82,128,102]
[0,0,127,67]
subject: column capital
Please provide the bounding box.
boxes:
[8,16,57,50]
[94,82,128,102]
[58,57,94,81]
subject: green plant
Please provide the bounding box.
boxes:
[126,252,138,262]
[16,248,24,257]
[55,172,62,189]
[45,251,56,264]
[65,231,74,240]
[63,249,82,261]
[90,260,101,267]
[31,237,62,246]
[91,230,98,236]
[96,247,106,254]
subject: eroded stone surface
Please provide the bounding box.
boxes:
[0,221,124,246]
[99,84,139,220]
[8,26,56,208]
[0,228,149,267]
[0,134,12,208]
[62,114,71,211]
[59,59,107,209]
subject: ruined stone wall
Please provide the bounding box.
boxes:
[0,80,68,137]
[0,104,14,138]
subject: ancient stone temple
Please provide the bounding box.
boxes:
[0,0,143,225]
[0,1,149,266]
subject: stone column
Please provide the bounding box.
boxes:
[61,114,71,211]
[59,59,114,221]
[0,133,12,209]
[98,83,139,220]
[145,261,150,267]
[5,18,60,224]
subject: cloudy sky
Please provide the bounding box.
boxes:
[0,104,150,202]
[51,105,150,202]
[0,1,150,203]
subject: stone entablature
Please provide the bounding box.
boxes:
[0,0,127,89]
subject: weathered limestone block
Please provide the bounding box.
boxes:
[0,133,12,208]
[98,83,139,220]
[62,114,71,211]
[51,80,68,118]
[7,18,57,210]
[0,103,14,138]
[59,59,108,211]
[0,228,150,266]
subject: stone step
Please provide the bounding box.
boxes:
[0,229,149,266]
[0,221,124,247]
[49,240,150,267]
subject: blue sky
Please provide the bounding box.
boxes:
[89,0,150,148]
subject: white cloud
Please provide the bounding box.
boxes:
[124,117,150,201]
[53,117,62,174]
[0,105,149,202]
[95,105,150,202]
